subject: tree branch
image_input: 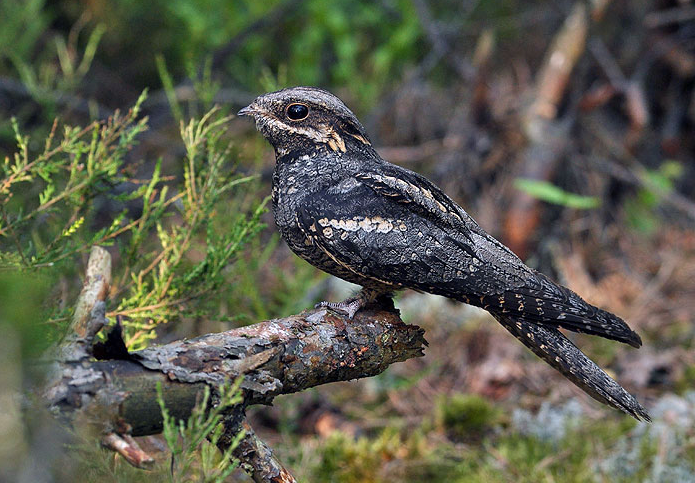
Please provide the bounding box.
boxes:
[219,418,297,483]
[43,249,427,482]
[47,304,425,435]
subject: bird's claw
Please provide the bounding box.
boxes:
[315,298,363,319]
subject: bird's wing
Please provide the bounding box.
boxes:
[296,180,648,420]
[494,312,650,421]
[355,166,641,348]
[354,169,480,232]
[295,181,445,291]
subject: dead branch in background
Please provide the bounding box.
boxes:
[503,2,589,258]
[45,247,427,481]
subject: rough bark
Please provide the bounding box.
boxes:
[46,303,426,437]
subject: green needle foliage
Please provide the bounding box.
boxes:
[112,108,266,349]
[1,93,149,271]
[157,378,245,482]
[0,93,265,349]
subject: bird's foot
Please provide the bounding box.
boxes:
[315,297,364,319]
[315,289,392,319]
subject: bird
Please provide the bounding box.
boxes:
[238,86,650,421]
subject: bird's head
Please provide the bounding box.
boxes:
[238,86,373,157]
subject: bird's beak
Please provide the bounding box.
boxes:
[237,103,257,117]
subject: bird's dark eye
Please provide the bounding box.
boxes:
[286,103,309,121]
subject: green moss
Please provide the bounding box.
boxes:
[310,429,422,483]
[306,428,502,483]
[435,394,505,441]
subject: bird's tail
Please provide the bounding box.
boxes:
[493,313,650,421]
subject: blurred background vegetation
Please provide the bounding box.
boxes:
[1,0,695,481]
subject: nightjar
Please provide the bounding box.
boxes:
[239,86,649,421]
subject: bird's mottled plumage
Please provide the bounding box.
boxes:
[239,86,649,421]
